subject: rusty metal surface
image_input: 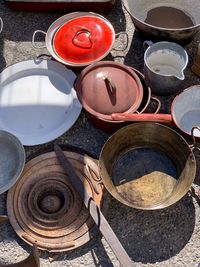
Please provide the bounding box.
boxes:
[7,151,107,252]
[54,145,133,267]
[99,123,196,210]
[0,245,40,267]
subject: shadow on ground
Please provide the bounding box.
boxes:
[33,193,195,266]
[102,194,195,264]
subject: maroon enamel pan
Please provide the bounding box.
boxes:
[112,85,200,138]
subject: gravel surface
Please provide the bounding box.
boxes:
[0,0,200,266]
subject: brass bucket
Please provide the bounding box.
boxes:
[99,123,196,210]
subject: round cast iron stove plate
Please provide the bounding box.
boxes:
[7,151,107,252]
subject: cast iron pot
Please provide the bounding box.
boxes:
[122,0,200,42]
[99,123,197,210]
[32,12,127,67]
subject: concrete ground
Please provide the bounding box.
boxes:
[0,0,200,266]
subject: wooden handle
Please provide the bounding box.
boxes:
[111,113,173,124]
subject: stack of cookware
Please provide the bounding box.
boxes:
[0,0,200,266]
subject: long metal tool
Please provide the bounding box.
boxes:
[54,145,133,267]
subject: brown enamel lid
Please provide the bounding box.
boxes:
[75,61,144,120]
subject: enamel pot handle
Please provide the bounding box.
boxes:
[140,96,161,114]
[36,54,53,60]
[150,96,161,114]
[113,32,129,51]
[111,113,173,124]
[32,30,46,49]
[143,40,154,50]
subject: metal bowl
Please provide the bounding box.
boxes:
[0,131,25,194]
[122,0,200,42]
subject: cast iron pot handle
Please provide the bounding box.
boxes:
[113,32,129,51]
[32,30,46,49]
[33,54,53,65]
[137,96,161,114]
[0,17,3,34]
[191,126,200,152]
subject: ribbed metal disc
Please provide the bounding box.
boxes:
[7,151,106,252]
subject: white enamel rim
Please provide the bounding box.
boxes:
[0,59,82,146]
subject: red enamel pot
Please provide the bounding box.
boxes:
[32,12,127,68]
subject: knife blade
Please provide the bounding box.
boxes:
[54,145,133,267]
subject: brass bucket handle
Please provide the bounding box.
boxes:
[191,126,200,152]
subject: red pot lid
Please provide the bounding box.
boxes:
[75,61,144,120]
[53,15,115,66]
